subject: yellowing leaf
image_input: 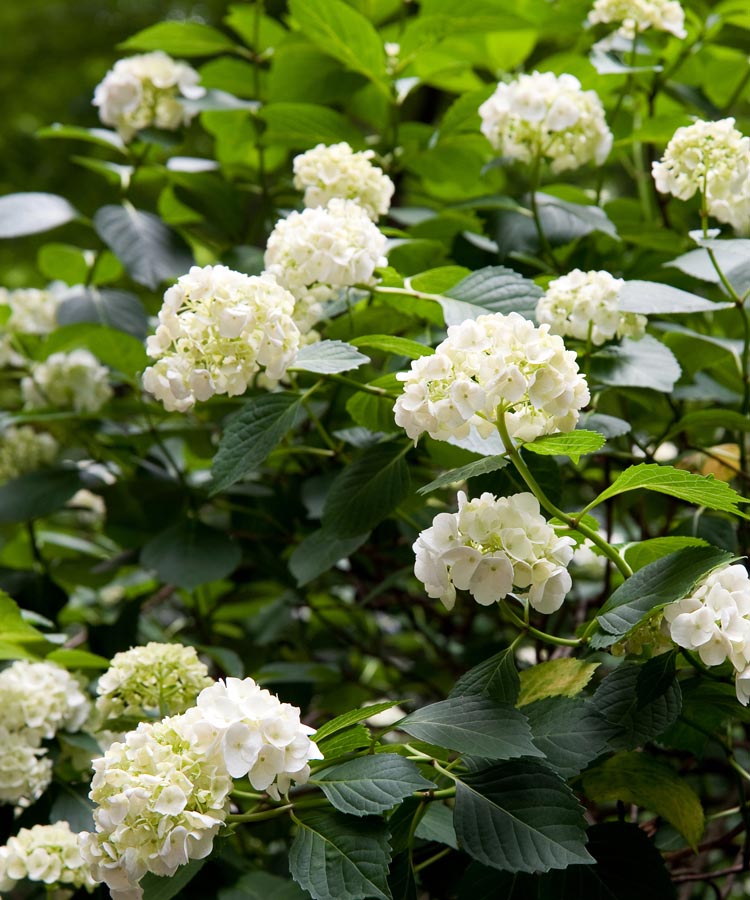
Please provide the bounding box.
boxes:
[517,658,599,707]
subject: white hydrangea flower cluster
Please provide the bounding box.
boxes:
[0,822,95,893]
[22,349,113,413]
[536,269,647,346]
[0,661,90,809]
[0,660,90,739]
[0,726,53,810]
[80,712,233,900]
[652,119,750,231]
[264,198,388,327]
[0,286,60,335]
[293,142,395,220]
[587,0,686,38]
[414,491,575,614]
[394,311,590,445]
[193,677,323,798]
[96,642,213,721]
[479,72,612,173]
[0,425,58,481]
[143,265,300,413]
[93,51,205,141]
[663,564,750,704]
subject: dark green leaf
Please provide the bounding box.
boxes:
[211,392,301,493]
[93,204,193,291]
[417,455,509,495]
[0,192,77,238]
[399,695,542,760]
[439,265,542,327]
[313,755,435,816]
[453,760,593,873]
[289,811,392,900]
[590,336,681,392]
[219,872,308,900]
[415,803,458,849]
[140,521,241,591]
[322,443,411,537]
[289,528,370,586]
[141,860,206,900]
[0,468,83,524]
[450,648,520,705]
[57,286,148,339]
[525,698,612,779]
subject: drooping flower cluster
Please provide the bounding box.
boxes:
[0,661,91,808]
[414,491,575,613]
[96,642,213,722]
[587,0,686,38]
[93,51,205,141]
[264,198,388,330]
[0,425,58,481]
[394,312,590,445]
[80,712,233,900]
[80,676,321,898]
[663,564,750,704]
[479,72,612,173]
[142,266,300,412]
[0,822,95,893]
[652,119,750,231]
[536,269,646,346]
[292,142,395,220]
[193,677,322,798]
[22,349,113,413]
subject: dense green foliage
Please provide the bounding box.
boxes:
[3,1,750,899]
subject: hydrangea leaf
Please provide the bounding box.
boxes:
[525,697,613,779]
[618,280,733,314]
[517,659,600,707]
[120,21,237,55]
[417,455,509,495]
[524,430,606,463]
[291,340,370,375]
[351,335,434,360]
[0,468,83,524]
[289,528,370,586]
[450,647,520,705]
[0,192,78,238]
[590,335,681,392]
[314,702,404,743]
[438,265,542,326]
[140,521,241,591]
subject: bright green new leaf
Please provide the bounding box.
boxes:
[260,103,364,148]
[524,430,606,463]
[120,21,237,55]
[351,335,434,359]
[517,659,599,707]
[583,752,704,848]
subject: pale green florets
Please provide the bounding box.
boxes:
[0,285,60,335]
[0,726,53,810]
[0,425,58,481]
[293,142,395,220]
[96,642,213,722]
[479,71,612,174]
[652,118,750,231]
[587,0,686,38]
[536,269,646,346]
[22,349,113,413]
[0,822,96,893]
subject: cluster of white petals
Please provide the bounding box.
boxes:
[587,0,686,38]
[96,642,213,721]
[394,312,590,445]
[479,72,612,173]
[143,265,300,412]
[0,822,95,893]
[93,51,204,140]
[0,660,90,739]
[264,198,388,328]
[80,712,233,900]
[0,425,58,481]
[536,269,646,345]
[22,349,113,413]
[192,677,322,799]
[293,142,395,220]
[663,564,750,704]
[0,285,60,335]
[414,491,575,614]
[652,119,750,231]
[0,726,53,810]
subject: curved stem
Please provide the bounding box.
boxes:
[227,803,293,824]
[503,601,582,647]
[496,415,632,578]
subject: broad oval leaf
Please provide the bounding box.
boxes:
[260,102,364,148]
[618,280,732,314]
[525,698,613,779]
[517,659,599,707]
[322,443,411,537]
[289,811,392,900]
[57,286,148,338]
[312,754,435,816]
[211,392,301,493]
[0,468,83,524]
[590,335,681,392]
[453,760,593,873]
[93,204,193,291]
[140,521,241,591]
[291,340,369,374]
[289,528,370,587]
[0,192,78,238]
[43,323,148,378]
[439,265,542,326]
[398,695,542,760]
[524,431,605,463]
[450,648,520,705]
[120,21,237,55]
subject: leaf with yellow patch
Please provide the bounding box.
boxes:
[517,658,599,708]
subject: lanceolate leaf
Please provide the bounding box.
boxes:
[288,811,392,900]
[585,463,749,517]
[582,752,704,848]
[417,455,509,495]
[595,546,735,636]
[0,192,78,238]
[524,431,606,463]
[314,702,404,742]
[322,443,411,537]
[453,760,593,873]
[398,695,541,760]
[211,392,301,493]
[291,340,369,374]
[312,755,435,816]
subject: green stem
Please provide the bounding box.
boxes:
[372,283,445,305]
[496,415,632,579]
[529,157,560,273]
[227,803,294,824]
[414,846,452,873]
[322,372,399,398]
[503,602,582,647]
